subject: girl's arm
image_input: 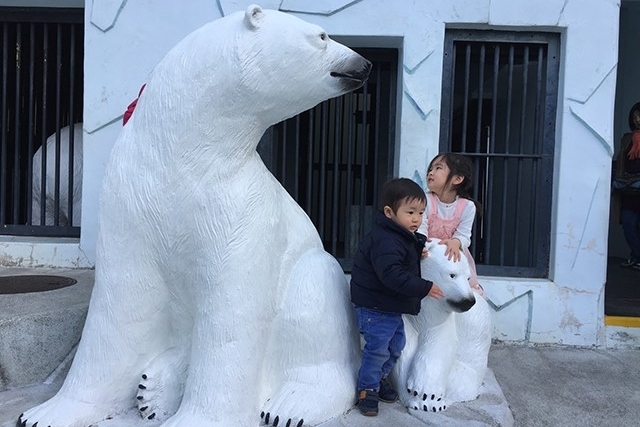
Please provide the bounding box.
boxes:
[452,200,476,248]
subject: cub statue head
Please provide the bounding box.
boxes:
[421,238,476,314]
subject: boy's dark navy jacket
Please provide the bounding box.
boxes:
[350,211,433,315]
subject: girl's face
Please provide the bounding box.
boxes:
[426,157,451,194]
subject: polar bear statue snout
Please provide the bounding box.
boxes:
[330,56,372,91]
[447,296,476,313]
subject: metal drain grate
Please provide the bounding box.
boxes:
[0,275,77,294]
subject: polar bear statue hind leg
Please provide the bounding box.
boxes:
[259,248,358,427]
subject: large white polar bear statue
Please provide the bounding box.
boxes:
[19,5,371,427]
[395,238,492,414]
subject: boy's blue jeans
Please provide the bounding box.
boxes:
[355,306,406,391]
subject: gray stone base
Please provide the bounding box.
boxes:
[0,268,93,390]
[90,369,512,427]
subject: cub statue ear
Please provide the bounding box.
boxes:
[425,237,441,252]
[244,4,264,30]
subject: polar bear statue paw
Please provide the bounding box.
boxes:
[260,409,304,427]
[405,389,447,412]
[135,349,187,422]
[17,394,112,427]
[259,381,312,427]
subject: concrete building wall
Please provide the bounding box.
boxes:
[2,0,635,347]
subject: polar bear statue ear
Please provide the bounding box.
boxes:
[244,4,264,30]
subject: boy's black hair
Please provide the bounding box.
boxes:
[379,178,426,213]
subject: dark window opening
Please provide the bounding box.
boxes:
[440,30,560,278]
[1,7,84,237]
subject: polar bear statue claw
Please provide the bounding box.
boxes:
[260,412,304,427]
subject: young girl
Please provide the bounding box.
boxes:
[418,152,483,294]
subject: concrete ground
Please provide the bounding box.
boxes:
[2,345,640,426]
[2,268,640,426]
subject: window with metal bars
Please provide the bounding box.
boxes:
[440,29,560,278]
[258,48,398,272]
[0,7,84,237]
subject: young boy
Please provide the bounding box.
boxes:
[350,178,444,416]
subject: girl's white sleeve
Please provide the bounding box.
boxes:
[453,201,476,249]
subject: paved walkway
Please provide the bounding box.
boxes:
[2,345,640,427]
[2,268,640,426]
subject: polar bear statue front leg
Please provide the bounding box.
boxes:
[397,300,458,412]
[445,289,492,403]
[18,227,182,427]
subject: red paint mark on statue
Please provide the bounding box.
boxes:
[123,84,147,125]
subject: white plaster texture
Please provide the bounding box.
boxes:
[76,0,626,351]
[1,0,625,347]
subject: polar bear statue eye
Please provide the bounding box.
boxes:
[320,32,327,41]
[449,273,456,279]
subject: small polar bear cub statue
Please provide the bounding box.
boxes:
[19,5,371,427]
[394,237,492,413]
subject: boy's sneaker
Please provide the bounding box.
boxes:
[356,389,379,416]
[378,377,399,403]
[633,262,640,271]
[621,258,639,268]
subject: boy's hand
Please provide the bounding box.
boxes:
[421,247,429,259]
[439,238,462,262]
[427,283,444,300]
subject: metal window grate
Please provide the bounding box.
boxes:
[259,48,398,271]
[440,30,560,278]
[0,8,83,237]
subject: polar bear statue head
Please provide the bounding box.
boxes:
[136,4,372,144]
[421,238,476,314]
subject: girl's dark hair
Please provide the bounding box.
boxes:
[628,102,640,131]
[427,153,473,199]
[427,152,482,214]
[379,178,426,213]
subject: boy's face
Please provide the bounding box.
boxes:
[384,198,426,233]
